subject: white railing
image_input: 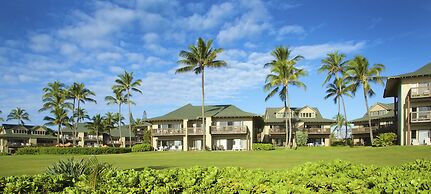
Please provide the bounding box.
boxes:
[210,126,247,134]
[187,127,204,135]
[411,111,431,122]
[411,86,431,98]
[152,128,185,136]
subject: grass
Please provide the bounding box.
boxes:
[1,146,431,177]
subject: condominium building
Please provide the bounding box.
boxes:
[384,62,431,145]
[351,103,396,145]
[148,104,258,151]
[261,106,334,146]
[0,124,57,153]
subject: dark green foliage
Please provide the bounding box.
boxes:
[131,143,152,152]
[374,132,397,147]
[0,152,9,156]
[2,160,431,193]
[295,131,308,146]
[15,147,131,155]
[253,143,275,151]
[46,158,90,179]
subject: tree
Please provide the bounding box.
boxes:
[105,88,128,147]
[176,37,226,150]
[68,83,97,146]
[0,110,3,122]
[113,71,142,148]
[103,112,116,147]
[44,106,70,144]
[86,114,105,146]
[7,108,30,125]
[347,56,385,144]
[264,46,307,148]
[331,114,346,139]
[324,77,354,140]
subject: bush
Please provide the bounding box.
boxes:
[15,147,131,155]
[253,143,275,151]
[295,131,308,146]
[0,152,9,156]
[374,132,397,147]
[2,160,431,193]
[131,143,153,152]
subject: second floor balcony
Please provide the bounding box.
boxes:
[152,128,185,136]
[410,86,431,98]
[187,127,204,135]
[411,111,431,123]
[302,128,330,134]
[269,127,287,134]
[210,126,247,134]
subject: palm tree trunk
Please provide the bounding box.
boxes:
[72,99,76,146]
[341,95,349,142]
[201,67,206,150]
[286,86,293,149]
[127,89,132,148]
[364,89,374,145]
[109,128,114,147]
[57,124,61,144]
[96,131,99,146]
[75,101,80,146]
[118,103,122,148]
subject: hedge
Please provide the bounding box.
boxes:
[252,143,275,151]
[131,143,153,152]
[15,147,131,155]
[2,160,431,193]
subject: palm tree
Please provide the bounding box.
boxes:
[324,77,354,140]
[105,88,127,147]
[103,112,116,147]
[347,56,385,144]
[86,114,105,146]
[319,51,348,118]
[331,114,346,138]
[0,110,4,122]
[176,37,227,150]
[7,108,30,125]
[68,83,97,146]
[264,46,307,148]
[44,106,70,144]
[113,71,142,148]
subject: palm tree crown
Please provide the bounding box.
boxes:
[86,114,105,145]
[7,108,30,125]
[319,51,348,84]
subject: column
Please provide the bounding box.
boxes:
[205,117,212,150]
[183,119,188,151]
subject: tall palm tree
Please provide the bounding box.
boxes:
[331,114,346,138]
[7,108,30,125]
[319,51,348,118]
[113,71,142,148]
[176,37,226,150]
[347,56,385,144]
[324,77,354,140]
[264,46,307,148]
[86,114,105,146]
[103,112,116,147]
[105,88,127,147]
[44,106,70,144]
[68,83,96,146]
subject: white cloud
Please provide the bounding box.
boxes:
[29,34,53,52]
[183,2,235,30]
[294,41,366,60]
[96,52,123,62]
[278,25,305,36]
[142,32,159,43]
[109,66,125,74]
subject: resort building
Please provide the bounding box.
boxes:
[62,124,136,147]
[0,124,57,153]
[148,104,258,151]
[384,62,431,145]
[351,103,397,145]
[261,106,334,146]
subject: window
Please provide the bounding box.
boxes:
[411,130,417,139]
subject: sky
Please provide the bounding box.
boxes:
[0,0,431,125]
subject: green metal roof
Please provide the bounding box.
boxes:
[264,106,334,123]
[351,103,395,123]
[384,62,431,97]
[148,104,258,121]
[109,126,136,138]
[62,123,91,133]
[0,133,57,139]
[0,124,57,139]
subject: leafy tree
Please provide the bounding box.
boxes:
[264,46,307,148]
[176,37,226,149]
[324,77,354,140]
[113,71,142,147]
[347,56,385,144]
[68,83,96,146]
[86,114,105,146]
[295,131,308,146]
[7,108,30,125]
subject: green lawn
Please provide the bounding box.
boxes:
[1,146,431,177]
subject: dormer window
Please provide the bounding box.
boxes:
[370,110,387,117]
[300,112,315,118]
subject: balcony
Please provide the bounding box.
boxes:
[410,86,431,98]
[152,128,185,136]
[187,127,204,135]
[84,136,103,141]
[210,126,247,134]
[351,127,378,135]
[269,127,287,134]
[411,111,431,123]
[302,128,330,134]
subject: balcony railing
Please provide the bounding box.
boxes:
[302,128,330,134]
[351,127,378,134]
[152,128,185,136]
[187,127,204,135]
[269,128,287,134]
[210,126,247,134]
[411,111,431,123]
[84,136,103,141]
[410,86,431,98]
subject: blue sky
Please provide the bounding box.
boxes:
[0,0,430,125]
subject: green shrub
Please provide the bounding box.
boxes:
[0,152,9,156]
[374,132,397,147]
[15,147,131,155]
[2,160,431,193]
[131,143,153,152]
[295,131,308,146]
[252,143,275,151]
